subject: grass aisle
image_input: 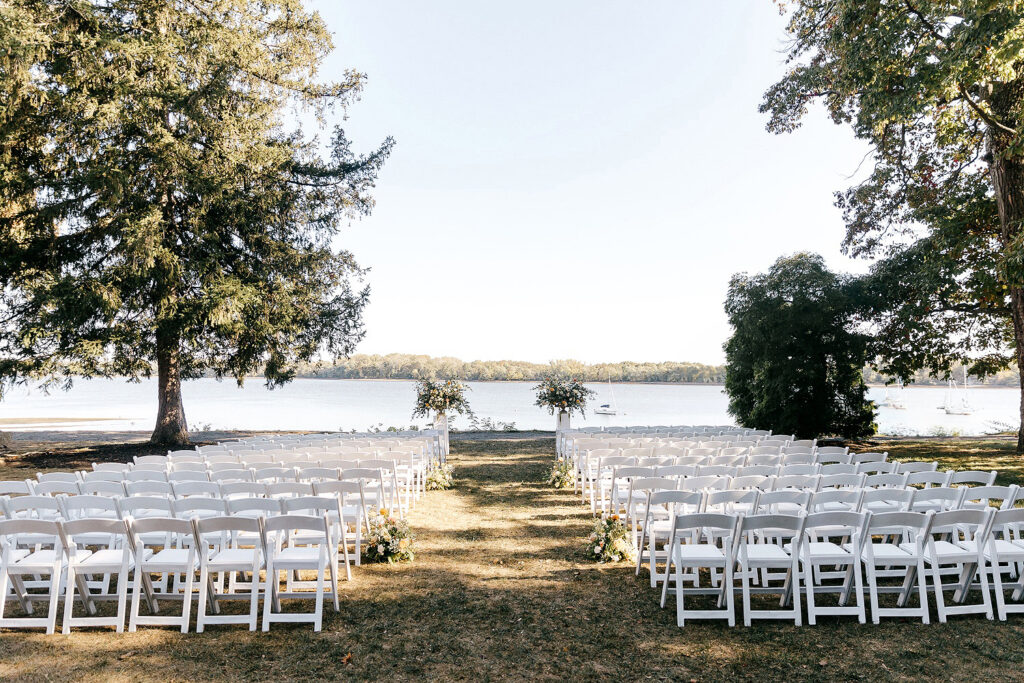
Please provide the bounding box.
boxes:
[1,437,1023,680]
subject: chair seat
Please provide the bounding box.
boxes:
[963,539,1024,560]
[792,541,850,560]
[853,542,914,561]
[209,548,262,569]
[675,544,726,562]
[903,540,974,562]
[75,548,143,571]
[8,549,71,573]
[144,548,197,570]
[741,544,792,562]
[272,547,323,569]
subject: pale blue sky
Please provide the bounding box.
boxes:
[310,1,871,365]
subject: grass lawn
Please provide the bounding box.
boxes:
[0,436,1022,681]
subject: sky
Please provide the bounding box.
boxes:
[308,1,873,365]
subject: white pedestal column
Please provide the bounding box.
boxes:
[434,412,449,461]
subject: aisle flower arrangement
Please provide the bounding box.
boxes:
[587,514,636,563]
[426,463,454,490]
[548,460,574,489]
[365,509,415,563]
[534,375,594,417]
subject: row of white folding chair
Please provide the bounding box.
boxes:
[74,462,410,513]
[654,506,1024,626]
[580,452,900,510]
[595,466,1005,515]
[1,491,362,573]
[0,512,340,634]
[5,475,390,519]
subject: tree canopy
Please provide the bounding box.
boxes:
[762,0,1024,447]
[0,0,392,444]
[724,253,876,439]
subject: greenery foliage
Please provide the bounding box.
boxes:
[587,514,636,563]
[0,0,391,443]
[364,509,414,564]
[412,379,472,418]
[534,376,595,417]
[762,1,1024,445]
[724,253,876,439]
[299,354,725,383]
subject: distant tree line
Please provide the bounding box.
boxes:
[861,365,1021,388]
[290,354,1020,386]
[296,355,727,383]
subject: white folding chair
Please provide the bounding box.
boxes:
[261,514,337,632]
[986,508,1024,620]
[636,490,703,588]
[861,511,932,623]
[60,518,138,633]
[127,517,197,633]
[659,512,738,626]
[798,511,867,624]
[918,508,994,622]
[734,513,805,626]
[0,519,66,633]
[195,516,265,632]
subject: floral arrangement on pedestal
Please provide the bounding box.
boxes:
[548,460,574,489]
[426,463,454,491]
[534,375,594,417]
[412,379,472,456]
[411,379,473,419]
[364,509,415,563]
[587,514,636,563]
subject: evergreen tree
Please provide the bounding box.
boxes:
[0,0,392,444]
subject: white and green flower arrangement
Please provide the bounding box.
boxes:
[548,460,574,489]
[587,514,636,563]
[364,509,415,564]
[426,463,454,491]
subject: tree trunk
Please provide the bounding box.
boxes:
[150,331,190,446]
[988,81,1024,452]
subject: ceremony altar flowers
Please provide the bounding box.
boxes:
[534,375,594,417]
[426,463,454,490]
[548,460,574,489]
[365,509,415,563]
[587,514,636,563]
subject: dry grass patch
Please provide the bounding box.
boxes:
[0,436,1022,680]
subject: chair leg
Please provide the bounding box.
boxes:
[196,565,208,633]
[129,566,143,632]
[46,565,62,635]
[181,565,195,633]
[674,557,685,627]
[255,560,268,632]
[62,565,76,634]
[314,557,326,632]
[931,562,947,623]
[804,561,816,626]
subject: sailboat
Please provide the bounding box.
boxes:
[594,378,619,415]
[943,368,974,415]
[880,377,907,410]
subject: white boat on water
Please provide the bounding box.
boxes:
[942,369,974,415]
[880,377,907,410]
[594,379,620,415]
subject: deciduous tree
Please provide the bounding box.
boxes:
[724,253,876,439]
[762,1,1024,448]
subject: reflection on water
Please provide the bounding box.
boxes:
[0,378,1018,436]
